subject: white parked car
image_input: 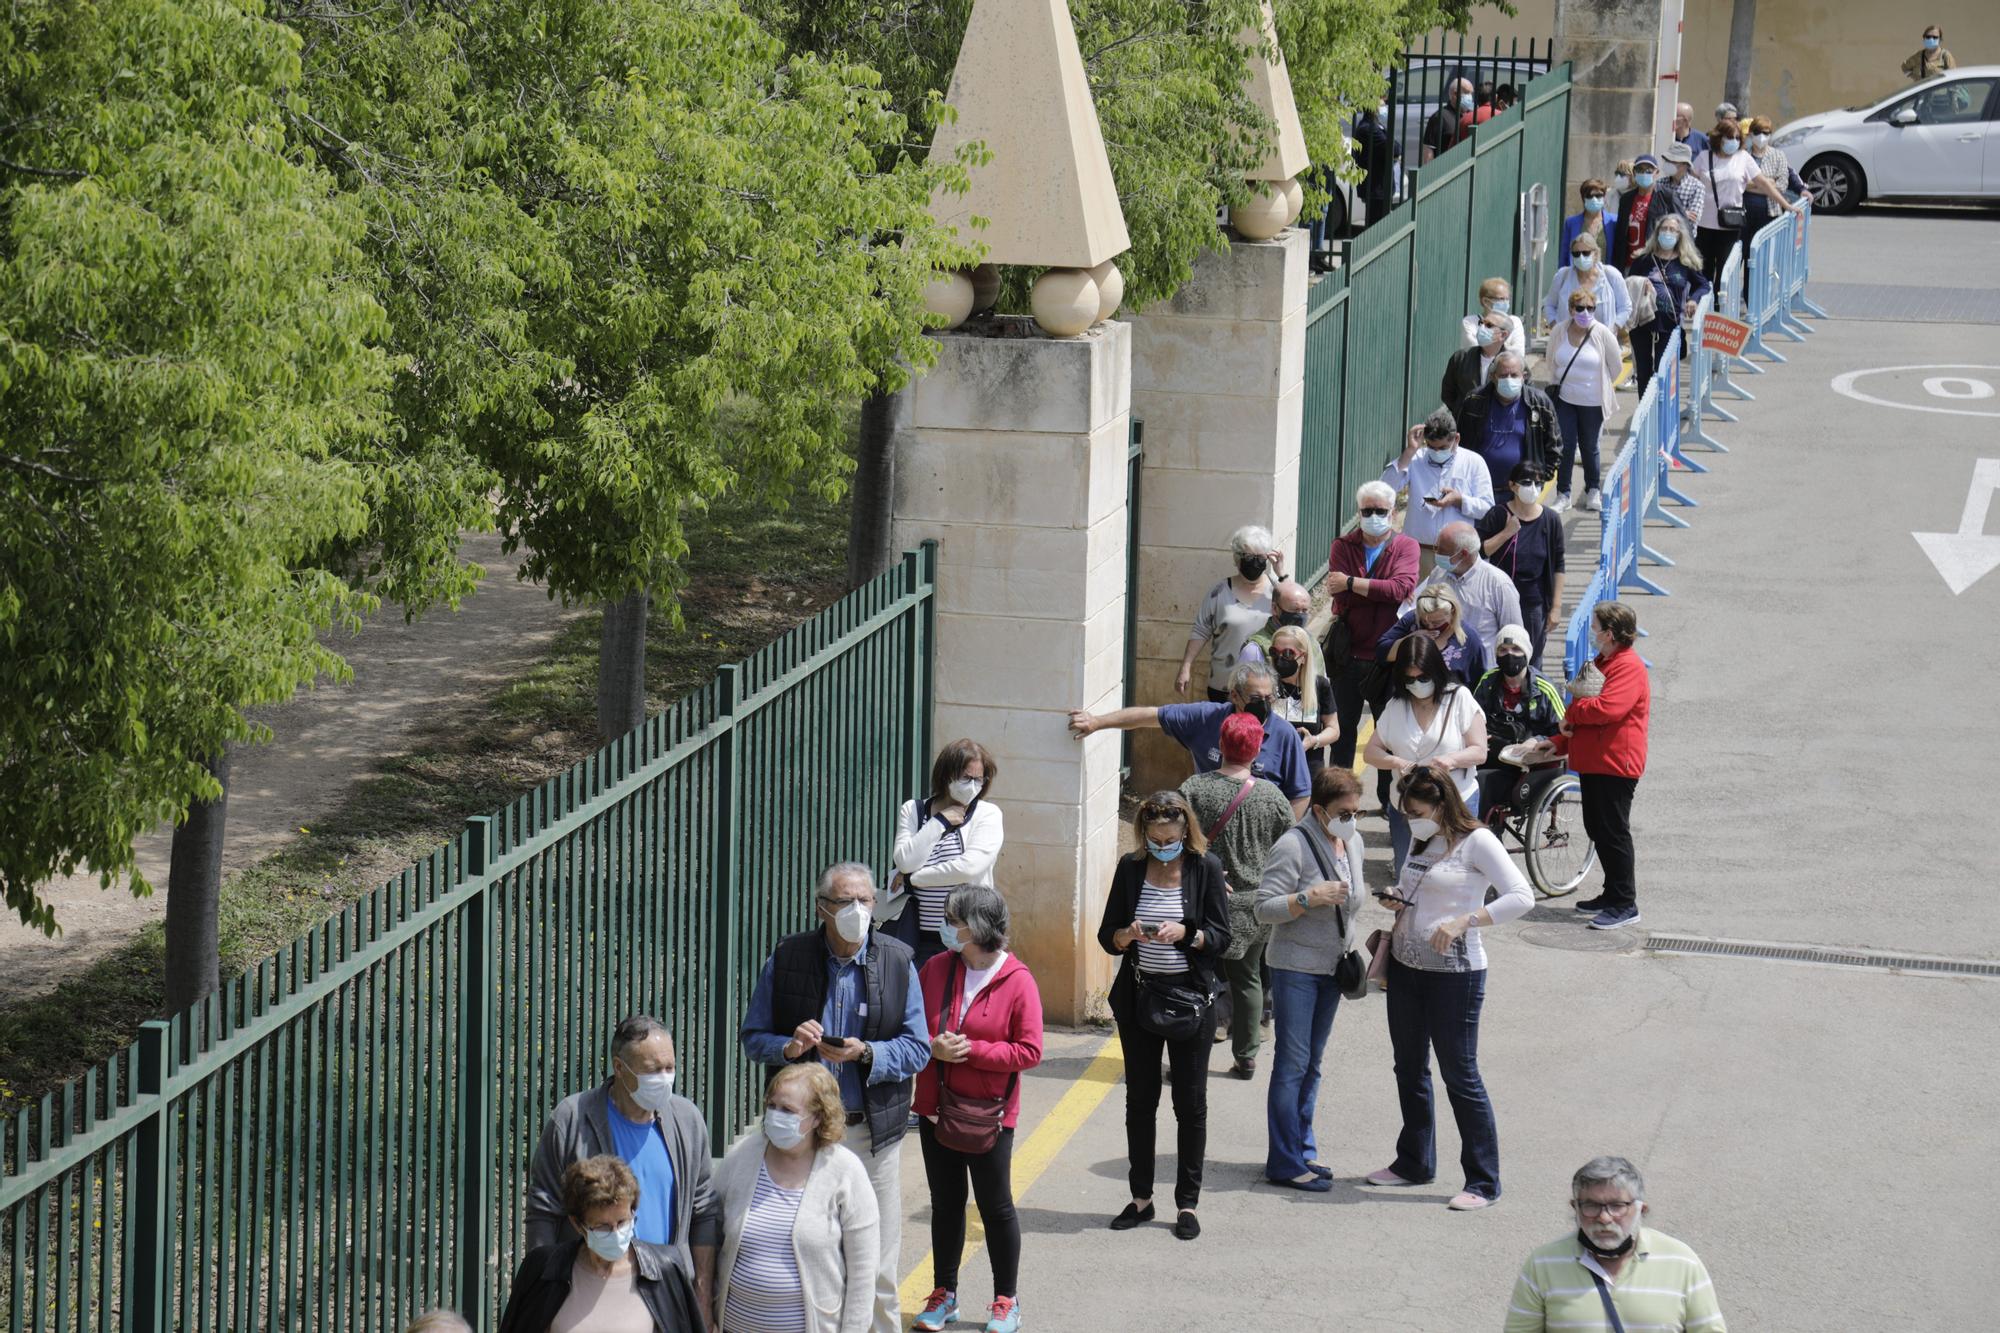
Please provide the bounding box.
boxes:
[1771,66,2000,212]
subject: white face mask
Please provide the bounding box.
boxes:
[1495,375,1523,401]
[1425,445,1455,465]
[1320,810,1357,843]
[1405,816,1441,842]
[583,1219,636,1262]
[1612,173,1630,192]
[1405,678,1436,699]
[623,1063,675,1112]
[763,1108,809,1150]
[1656,232,1680,252]
[1515,483,1538,503]
[827,900,869,945]
[1572,254,1595,272]
[948,777,982,805]
[1360,513,1392,538]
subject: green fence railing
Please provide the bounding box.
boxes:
[1296,62,1571,584]
[1,543,938,1333]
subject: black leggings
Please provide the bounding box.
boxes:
[1116,1014,1209,1210]
[917,1120,1020,1297]
[1696,225,1735,289]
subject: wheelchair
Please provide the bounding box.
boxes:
[1476,742,1597,899]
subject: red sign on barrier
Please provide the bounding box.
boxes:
[1701,312,1751,357]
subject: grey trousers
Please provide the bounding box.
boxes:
[859,1129,903,1333]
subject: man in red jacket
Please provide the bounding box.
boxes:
[1552,601,1650,929]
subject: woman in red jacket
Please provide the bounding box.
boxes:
[1555,601,1651,930]
[911,885,1044,1333]
[1326,480,1423,789]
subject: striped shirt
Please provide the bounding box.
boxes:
[722,1163,807,1333]
[1135,878,1188,974]
[914,822,965,929]
[1504,1229,1726,1332]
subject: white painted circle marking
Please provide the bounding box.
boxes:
[1922,377,1995,401]
[1830,364,2000,419]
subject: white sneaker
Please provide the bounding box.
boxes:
[1584,489,1603,512]
[1550,492,1572,513]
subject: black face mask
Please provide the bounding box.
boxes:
[1271,653,1302,679]
[1237,555,1268,580]
[1575,1227,1638,1260]
[1275,610,1308,628]
[1497,654,1528,677]
[1241,696,1272,723]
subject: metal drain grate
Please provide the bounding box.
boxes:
[1646,934,2000,979]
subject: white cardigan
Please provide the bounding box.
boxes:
[1545,321,1624,417]
[892,798,1002,889]
[715,1139,879,1333]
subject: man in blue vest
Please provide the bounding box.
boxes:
[741,862,930,1333]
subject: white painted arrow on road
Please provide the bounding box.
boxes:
[1914,459,2000,594]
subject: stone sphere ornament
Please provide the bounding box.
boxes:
[969,263,1001,316]
[1228,181,1289,240]
[1087,259,1124,323]
[922,270,976,329]
[1277,177,1304,226]
[1030,267,1101,337]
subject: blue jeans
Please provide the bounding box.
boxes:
[1385,957,1499,1200]
[1387,783,1480,880]
[1554,398,1604,497]
[1264,968,1344,1180]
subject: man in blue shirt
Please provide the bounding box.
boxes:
[741,863,930,1333]
[1068,661,1311,816]
[1382,406,1496,576]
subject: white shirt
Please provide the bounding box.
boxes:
[1687,149,1759,229]
[1550,330,1605,407]
[1373,686,1485,803]
[957,951,1009,1022]
[1391,826,1534,972]
[1382,448,1495,546]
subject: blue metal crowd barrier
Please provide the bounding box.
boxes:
[1648,326,1695,519]
[1743,209,1797,362]
[1717,240,1761,384]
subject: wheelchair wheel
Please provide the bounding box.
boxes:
[1523,772,1596,899]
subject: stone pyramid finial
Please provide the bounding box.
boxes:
[1229,1,1309,240]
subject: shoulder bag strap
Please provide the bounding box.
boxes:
[1204,777,1257,842]
[1588,1270,1628,1333]
[1292,826,1351,940]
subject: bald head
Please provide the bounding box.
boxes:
[1275,580,1310,616]
[1673,103,1694,135]
[1440,521,1479,558]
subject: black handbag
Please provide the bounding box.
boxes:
[1295,827,1370,1001]
[1706,151,1745,229]
[1322,614,1354,673]
[1135,971,1213,1042]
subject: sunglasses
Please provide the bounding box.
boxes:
[1359,505,1391,517]
[1137,803,1186,823]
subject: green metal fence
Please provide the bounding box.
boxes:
[1,544,937,1333]
[1296,63,1571,584]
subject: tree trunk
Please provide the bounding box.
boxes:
[845,386,906,589]
[1723,0,1757,111]
[596,588,649,742]
[164,746,231,1013]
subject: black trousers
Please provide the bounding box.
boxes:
[917,1119,1020,1297]
[1329,656,1383,772]
[1695,225,1734,289]
[1579,773,1640,910]
[1116,1014,1209,1210]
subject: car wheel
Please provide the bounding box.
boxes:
[1802,154,1864,214]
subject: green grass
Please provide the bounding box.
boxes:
[0,475,853,1116]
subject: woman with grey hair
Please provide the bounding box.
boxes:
[1177,523,1287,701]
[909,886,1043,1333]
[1625,213,1711,399]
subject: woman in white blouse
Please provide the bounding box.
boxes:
[1361,765,1533,1212]
[715,1064,879,1333]
[1687,116,1802,285]
[891,739,1004,967]
[1545,285,1624,516]
[1363,633,1488,880]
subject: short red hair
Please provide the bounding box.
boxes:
[1219,711,1264,765]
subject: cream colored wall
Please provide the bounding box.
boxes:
[1679,0,2000,128]
[1451,0,1558,44]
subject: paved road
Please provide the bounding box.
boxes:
[880,207,2000,1330]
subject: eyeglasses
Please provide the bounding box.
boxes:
[1137,803,1186,823]
[1574,1198,1637,1218]
[1359,506,1391,516]
[1581,194,1605,203]
[1573,304,1597,312]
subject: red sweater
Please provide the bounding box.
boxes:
[1555,645,1650,778]
[1329,531,1421,661]
[912,951,1044,1128]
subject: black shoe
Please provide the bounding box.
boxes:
[1308,1162,1334,1179]
[1573,894,1608,913]
[1173,1210,1202,1240]
[1230,1058,1256,1080]
[1109,1202,1155,1231]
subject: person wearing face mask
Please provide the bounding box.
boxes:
[1068,661,1312,817]
[1364,634,1488,878]
[1250,576,1313,653]
[1180,713,1296,1078]
[1376,584,1485,692]
[1544,232,1630,333]
[526,1016,721,1303]
[1625,215,1710,399]
[1177,524,1285,701]
[1324,480,1420,776]
[1384,407,1495,576]
[1253,766,1367,1191]
[890,739,1004,966]
[1096,791,1231,1240]
[739,863,930,1333]
[1902,25,1954,82]
[1608,158,1632,199]
[1454,351,1560,499]
[1660,142,1707,223]
[1557,178,1612,260]
[1546,286,1623,514]
[1404,522,1521,671]
[715,1064,879,1333]
[500,1155,704,1333]
[1687,118,1802,286]
[1548,601,1650,931]
[1471,624,1566,813]
[1611,152,1684,272]
[1422,77,1475,165]
[1739,115,1804,297]
[909,887,1042,1333]
[1477,465,1567,668]
[1504,1157,1727,1332]
[1494,84,1519,115]
[1362,765,1531,1212]
[1459,277,1526,357]
[1440,309,1513,412]
[1453,80,1496,147]
[1268,625,1338,773]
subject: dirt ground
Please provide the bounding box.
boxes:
[0,533,588,1000]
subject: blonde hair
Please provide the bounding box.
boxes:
[1132,790,1208,859]
[768,1063,846,1150]
[1413,584,1466,645]
[1569,232,1600,257]
[1648,214,1702,269]
[1270,626,1324,719]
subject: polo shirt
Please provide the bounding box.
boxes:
[1157,702,1309,801]
[605,1099,676,1246]
[1504,1228,1726,1332]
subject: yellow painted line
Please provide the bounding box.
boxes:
[898,1035,1125,1309]
[1350,716,1374,777]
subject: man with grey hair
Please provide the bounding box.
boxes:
[525,1013,720,1303]
[740,862,929,1333]
[1505,1156,1727,1331]
[1326,478,1420,776]
[1384,407,1495,576]
[1406,521,1522,670]
[1069,660,1311,815]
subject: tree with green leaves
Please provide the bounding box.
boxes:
[0,0,410,1005]
[273,0,978,741]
